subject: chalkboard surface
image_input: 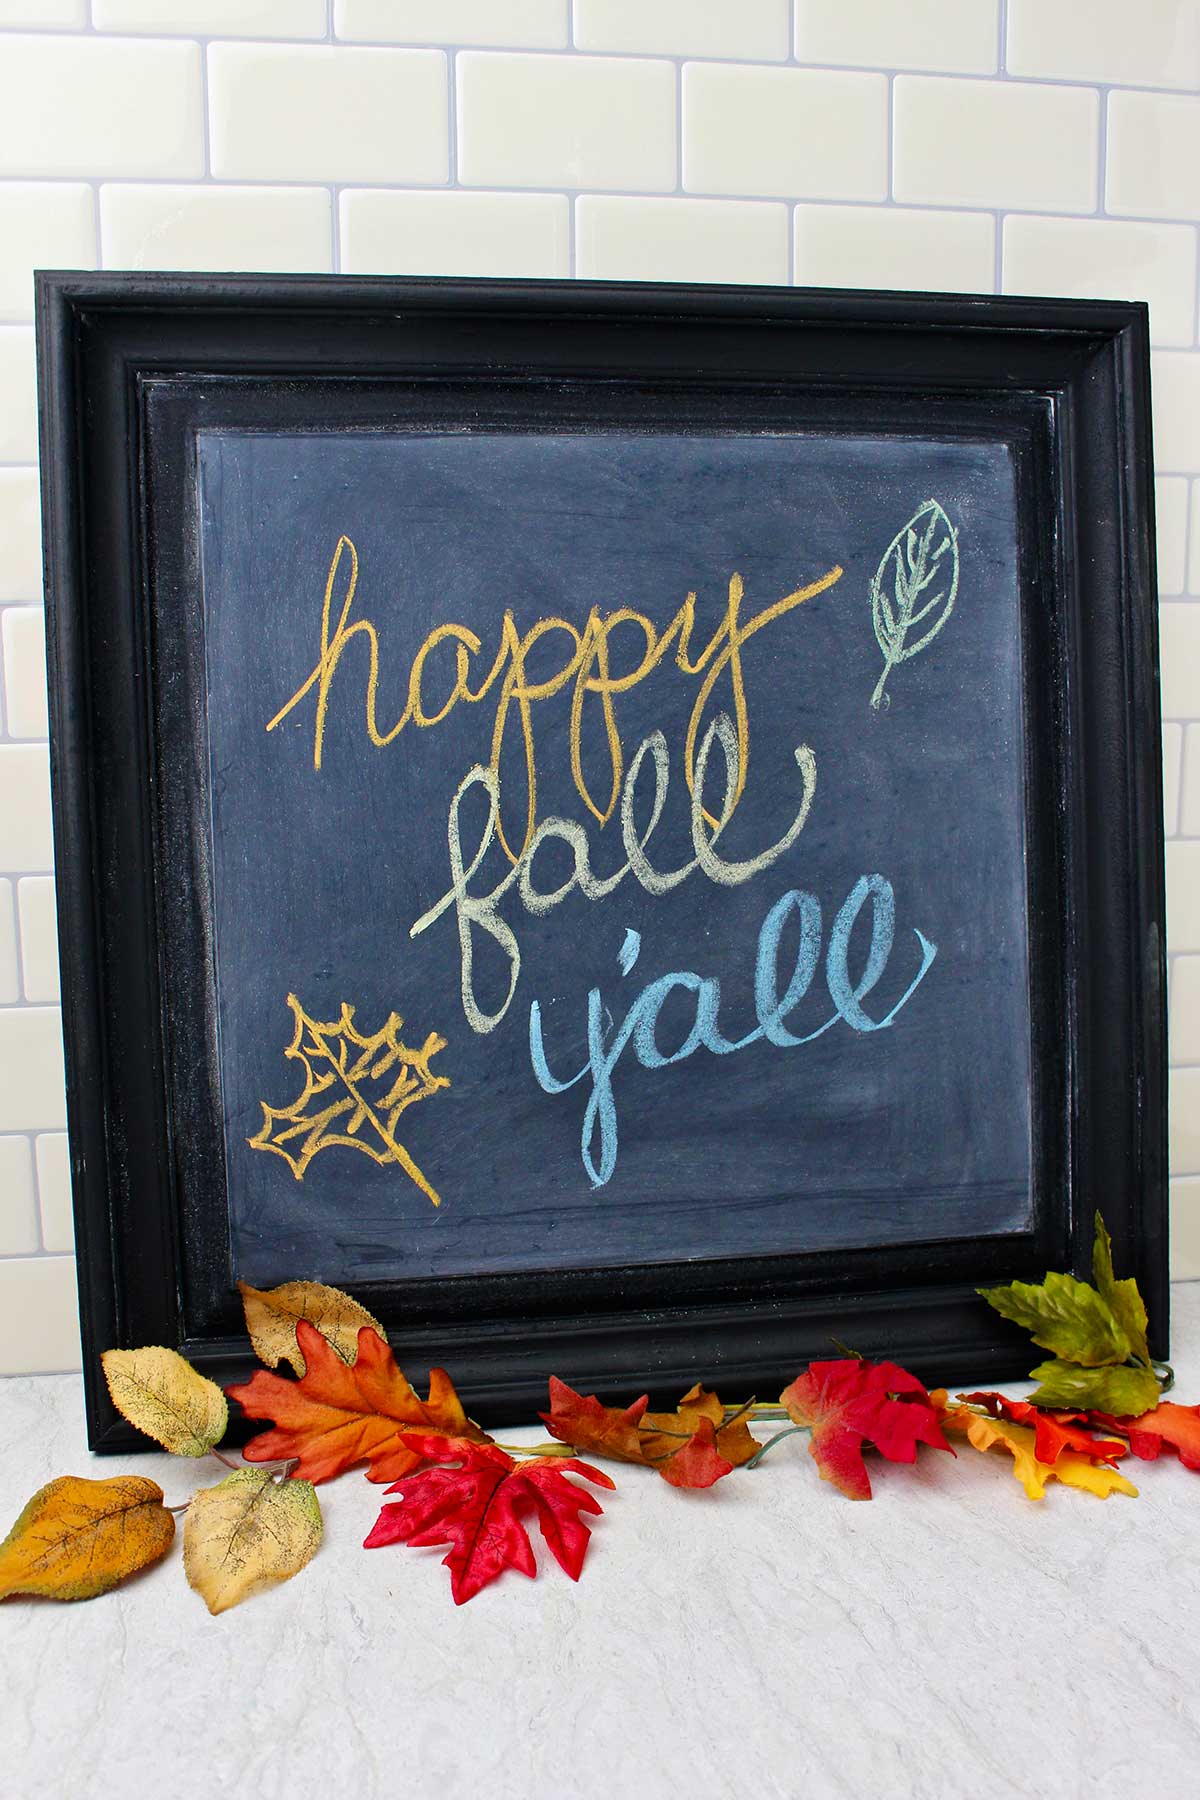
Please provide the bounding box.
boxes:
[198,428,1031,1286]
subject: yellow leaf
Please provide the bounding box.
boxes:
[237,1278,386,1376]
[184,1470,322,1614]
[945,1407,1138,1502]
[102,1345,228,1456]
[0,1475,174,1602]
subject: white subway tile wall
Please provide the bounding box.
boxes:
[0,1,1197,1372]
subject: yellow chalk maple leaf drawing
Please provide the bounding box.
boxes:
[249,994,450,1207]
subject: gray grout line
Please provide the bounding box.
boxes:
[446,49,460,189]
[0,21,1196,97]
[1096,84,1111,216]
[199,38,213,182]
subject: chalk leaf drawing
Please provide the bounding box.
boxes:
[869,497,959,710]
[249,994,450,1206]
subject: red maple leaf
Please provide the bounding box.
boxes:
[364,1435,615,1604]
[780,1359,953,1500]
[227,1321,491,1484]
[959,1393,1127,1465]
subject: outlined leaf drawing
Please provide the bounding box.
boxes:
[248,993,450,1206]
[869,497,959,709]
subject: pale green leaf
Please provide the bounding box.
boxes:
[1091,1212,1151,1367]
[978,1271,1128,1367]
[1027,1360,1162,1416]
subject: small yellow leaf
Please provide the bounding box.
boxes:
[184,1470,322,1614]
[946,1408,1138,1502]
[102,1345,228,1456]
[0,1475,174,1602]
[237,1278,386,1376]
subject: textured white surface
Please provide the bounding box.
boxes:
[1,1283,1199,1800]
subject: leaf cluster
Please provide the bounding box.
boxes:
[979,1213,1162,1416]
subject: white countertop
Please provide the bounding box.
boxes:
[3,1288,1200,1800]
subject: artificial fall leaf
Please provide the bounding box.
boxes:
[541,1378,648,1465]
[102,1345,228,1456]
[0,1476,174,1602]
[228,1319,491,1484]
[247,993,449,1207]
[237,1277,386,1376]
[640,1387,760,1476]
[1027,1359,1161,1417]
[942,1407,1138,1502]
[957,1393,1127,1465]
[1103,1402,1200,1470]
[540,1378,756,1489]
[978,1270,1130,1368]
[1091,1212,1151,1367]
[183,1469,322,1614]
[364,1434,613,1605]
[779,1359,953,1501]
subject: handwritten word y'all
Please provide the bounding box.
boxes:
[529,880,937,1188]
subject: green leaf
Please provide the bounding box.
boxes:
[978,1271,1129,1367]
[1027,1360,1162,1416]
[1091,1212,1151,1367]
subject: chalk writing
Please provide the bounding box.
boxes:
[529,881,938,1188]
[266,534,842,857]
[410,712,818,1035]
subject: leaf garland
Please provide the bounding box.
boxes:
[1,1218,1193,1610]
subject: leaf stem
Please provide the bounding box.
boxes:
[745,1425,807,1469]
[1153,1361,1175,1396]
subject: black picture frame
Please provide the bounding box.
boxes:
[35,272,1168,1454]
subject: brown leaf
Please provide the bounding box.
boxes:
[541,1378,757,1488]
[237,1278,386,1376]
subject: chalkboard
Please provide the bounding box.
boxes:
[198,426,1032,1285]
[39,275,1167,1448]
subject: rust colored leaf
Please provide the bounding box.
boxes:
[541,1377,648,1464]
[365,1435,614,1605]
[641,1386,760,1473]
[0,1476,174,1602]
[780,1359,953,1500]
[958,1392,1127,1465]
[541,1378,756,1488]
[228,1320,491,1484]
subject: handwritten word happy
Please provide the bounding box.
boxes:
[266,535,843,860]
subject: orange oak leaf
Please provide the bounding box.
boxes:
[364,1434,614,1604]
[780,1359,953,1500]
[958,1393,1127,1465]
[227,1320,491,1484]
[1101,1401,1200,1469]
[540,1378,756,1489]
